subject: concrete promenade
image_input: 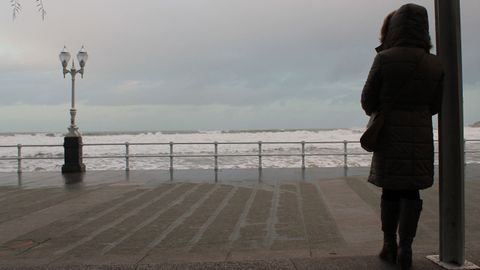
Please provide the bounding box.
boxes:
[0,166,479,269]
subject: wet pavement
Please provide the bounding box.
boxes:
[0,166,479,270]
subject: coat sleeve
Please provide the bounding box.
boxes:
[361,54,382,116]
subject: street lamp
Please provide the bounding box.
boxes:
[59,46,88,173]
[59,45,88,136]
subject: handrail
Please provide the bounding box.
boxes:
[0,139,479,173]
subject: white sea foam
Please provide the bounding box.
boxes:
[1,128,479,172]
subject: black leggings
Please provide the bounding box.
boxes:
[382,189,420,202]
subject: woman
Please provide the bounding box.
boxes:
[361,4,443,269]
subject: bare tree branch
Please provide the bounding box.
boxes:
[35,0,46,20]
[10,0,21,20]
[11,0,46,20]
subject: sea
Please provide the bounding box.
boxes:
[1,128,479,173]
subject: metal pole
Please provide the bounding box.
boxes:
[301,141,305,169]
[69,74,76,133]
[258,141,262,169]
[125,142,130,171]
[71,68,75,109]
[435,0,465,265]
[343,141,348,177]
[17,144,22,174]
[169,142,174,171]
[67,63,79,137]
[214,142,218,171]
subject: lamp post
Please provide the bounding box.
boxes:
[59,46,88,173]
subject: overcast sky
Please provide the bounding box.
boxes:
[1,0,479,132]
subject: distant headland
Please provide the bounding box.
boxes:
[472,121,480,128]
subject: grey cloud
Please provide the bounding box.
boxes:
[0,71,66,105]
[1,0,479,131]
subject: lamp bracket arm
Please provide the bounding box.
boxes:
[62,68,71,78]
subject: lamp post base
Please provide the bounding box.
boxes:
[62,136,86,174]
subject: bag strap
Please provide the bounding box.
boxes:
[383,53,428,113]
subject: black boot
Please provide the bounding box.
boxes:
[379,199,400,263]
[397,199,423,270]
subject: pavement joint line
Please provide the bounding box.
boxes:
[345,178,378,206]
[52,183,187,256]
[16,238,51,256]
[0,186,134,247]
[134,252,149,268]
[264,181,280,249]
[224,186,258,260]
[315,180,380,244]
[185,186,238,252]
[140,184,220,255]
[99,185,193,254]
[102,183,211,255]
[296,182,311,253]
[312,181,346,246]
[57,188,154,237]
[1,188,87,218]
[352,177,438,240]
[228,186,257,243]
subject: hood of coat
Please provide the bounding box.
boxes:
[384,3,432,52]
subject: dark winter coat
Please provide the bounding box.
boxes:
[361,4,444,190]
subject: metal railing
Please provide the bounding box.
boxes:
[0,144,64,173]
[82,140,369,172]
[1,139,479,173]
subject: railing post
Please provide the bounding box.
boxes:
[169,142,174,171]
[301,141,306,169]
[214,142,218,171]
[17,144,22,174]
[258,141,262,169]
[464,139,466,167]
[343,140,348,177]
[125,142,130,171]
